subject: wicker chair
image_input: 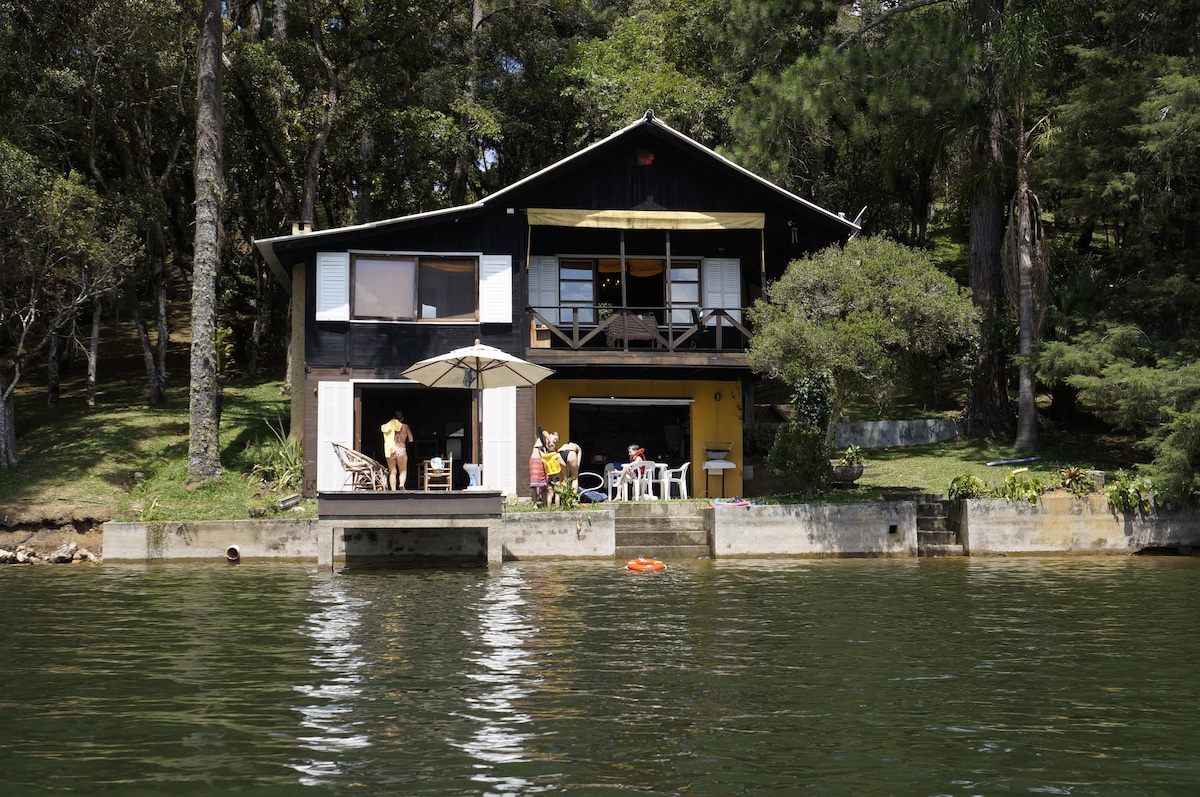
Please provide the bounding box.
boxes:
[331,442,388,491]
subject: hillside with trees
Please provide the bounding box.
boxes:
[2,1,1199,501]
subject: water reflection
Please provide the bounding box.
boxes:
[291,577,371,784]
[458,570,540,792]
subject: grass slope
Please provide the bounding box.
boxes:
[1,312,307,528]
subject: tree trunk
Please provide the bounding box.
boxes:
[0,383,17,469]
[46,331,61,408]
[86,297,102,408]
[153,257,169,393]
[272,0,287,43]
[964,17,1010,440]
[1013,92,1038,453]
[188,0,224,483]
[1013,184,1038,452]
[126,283,166,405]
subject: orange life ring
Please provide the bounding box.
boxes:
[625,557,665,572]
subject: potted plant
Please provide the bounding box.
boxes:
[831,444,865,486]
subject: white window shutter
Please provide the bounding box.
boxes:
[481,386,517,495]
[479,254,512,323]
[702,258,742,325]
[315,252,350,321]
[527,256,558,325]
[317,381,354,491]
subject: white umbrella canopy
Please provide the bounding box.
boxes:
[401,339,554,389]
[401,340,554,484]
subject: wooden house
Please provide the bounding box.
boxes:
[255,111,858,498]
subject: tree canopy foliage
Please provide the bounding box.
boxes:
[748,236,979,445]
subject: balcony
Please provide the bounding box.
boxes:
[525,305,751,370]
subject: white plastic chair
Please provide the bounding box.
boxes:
[660,461,690,500]
[609,460,653,499]
[632,461,659,500]
[605,463,622,500]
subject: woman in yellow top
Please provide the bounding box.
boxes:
[380,410,414,490]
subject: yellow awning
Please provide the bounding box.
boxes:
[526,208,765,231]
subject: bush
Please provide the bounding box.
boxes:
[1057,466,1096,496]
[768,420,831,495]
[994,468,1045,504]
[948,474,988,503]
[743,423,779,457]
[1106,470,1154,513]
[251,416,303,492]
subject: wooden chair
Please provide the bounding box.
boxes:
[331,442,388,491]
[421,456,453,491]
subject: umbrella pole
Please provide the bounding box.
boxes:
[475,386,483,481]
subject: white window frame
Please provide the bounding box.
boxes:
[315,250,511,324]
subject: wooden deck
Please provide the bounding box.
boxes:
[317,490,506,567]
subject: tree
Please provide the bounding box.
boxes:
[0,142,136,468]
[996,2,1055,451]
[188,0,224,483]
[747,236,979,446]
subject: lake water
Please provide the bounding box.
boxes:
[2,557,1198,796]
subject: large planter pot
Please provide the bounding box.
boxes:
[831,464,864,486]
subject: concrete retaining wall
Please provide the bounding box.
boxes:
[103,519,320,562]
[961,494,1200,554]
[103,511,616,566]
[710,502,917,558]
[835,418,961,449]
[500,510,615,560]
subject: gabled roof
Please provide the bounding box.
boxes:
[254,111,859,290]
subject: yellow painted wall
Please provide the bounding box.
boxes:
[532,378,744,497]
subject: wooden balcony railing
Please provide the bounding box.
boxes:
[527,306,752,353]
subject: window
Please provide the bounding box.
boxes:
[351,255,477,321]
[668,262,700,325]
[559,259,595,324]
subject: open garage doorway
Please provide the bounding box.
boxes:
[568,398,692,473]
[359,386,474,490]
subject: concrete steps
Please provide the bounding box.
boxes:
[613,501,710,560]
[885,492,966,557]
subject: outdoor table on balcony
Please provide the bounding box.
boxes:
[702,459,736,498]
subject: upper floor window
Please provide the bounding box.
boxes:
[352,255,478,321]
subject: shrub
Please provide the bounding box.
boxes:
[550,480,580,511]
[1057,466,1096,496]
[948,474,988,503]
[1106,470,1154,513]
[743,423,779,457]
[768,420,831,495]
[251,416,303,492]
[993,468,1045,504]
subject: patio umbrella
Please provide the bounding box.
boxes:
[401,340,554,482]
